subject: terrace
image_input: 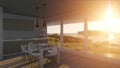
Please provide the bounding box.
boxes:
[0,48,120,68]
[0,0,120,68]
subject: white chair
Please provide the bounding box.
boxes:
[28,42,40,56]
[44,45,58,63]
[21,44,28,60]
[21,44,25,53]
[27,42,40,63]
[21,44,28,53]
[28,45,40,56]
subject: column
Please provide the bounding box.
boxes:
[0,7,3,60]
[60,20,64,48]
[57,20,64,64]
[84,17,88,53]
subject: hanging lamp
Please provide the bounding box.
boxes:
[35,6,40,29]
[43,17,47,28]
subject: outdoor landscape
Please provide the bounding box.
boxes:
[3,30,120,59]
[48,30,120,59]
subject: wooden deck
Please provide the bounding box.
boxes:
[0,49,120,68]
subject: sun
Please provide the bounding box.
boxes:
[106,6,113,20]
[108,33,114,41]
[104,5,118,33]
[106,6,113,31]
[105,6,115,41]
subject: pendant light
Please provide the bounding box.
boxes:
[35,6,40,29]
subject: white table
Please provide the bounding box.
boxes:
[39,46,60,68]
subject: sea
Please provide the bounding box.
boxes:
[63,33,120,44]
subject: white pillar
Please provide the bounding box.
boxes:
[84,17,88,53]
[57,20,64,64]
[60,21,64,49]
[0,7,3,60]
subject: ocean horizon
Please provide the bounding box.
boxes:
[48,33,120,44]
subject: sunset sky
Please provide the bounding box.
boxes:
[48,3,120,34]
[47,20,120,33]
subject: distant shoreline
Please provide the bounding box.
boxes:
[48,33,120,44]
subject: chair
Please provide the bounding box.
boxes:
[44,45,58,63]
[21,44,28,53]
[21,44,28,60]
[27,42,40,63]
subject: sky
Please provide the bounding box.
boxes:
[47,23,84,33]
[47,5,120,34]
[47,20,120,34]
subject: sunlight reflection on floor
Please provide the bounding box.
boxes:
[104,53,115,58]
[59,64,70,68]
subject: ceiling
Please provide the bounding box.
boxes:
[0,0,120,22]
